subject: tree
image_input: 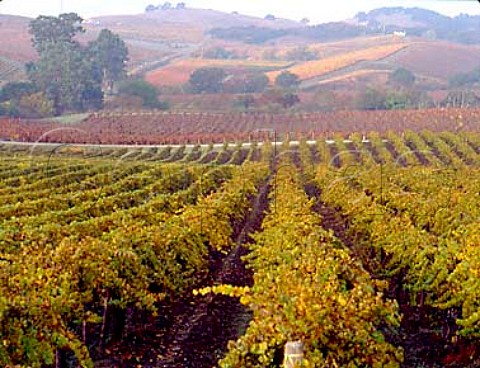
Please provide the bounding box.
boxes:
[357,87,386,110]
[18,92,55,118]
[275,71,301,89]
[449,66,480,88]
[389,68,416,88]
[161,2,172,10]
[88,29,129,94]
[278,93,300,108]
[27,13,129,114]
[145,4,157,12]
[311,90,338,111]
[301,18,310,25]
[442,90,480,108]
[189,67,227,93]
[225,73,269,93]
[235,95,256,110]
[0,82,37,103]
[28,42,103,113]
[244,73,269,93]
[385,90,412,110]
[203,47,237,60]
[29,13,84,54]
[285,46,318,61]
[176,2,186,9]
[118,79,168,109]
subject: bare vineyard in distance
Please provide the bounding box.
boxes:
[0,108,478,144]
[1,119,480,368]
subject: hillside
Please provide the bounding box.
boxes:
[0,15,36,62]
[297,37,480,91]
[1,6,480,100]
[384,40,480,79]
[0,8,301,74]
[353,7,480,44]
[85,8,300,46]
[0,57,26,86]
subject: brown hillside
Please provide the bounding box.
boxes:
[85,8,301,44]
[0,9,301,74]
[0,15,36,62]
[384,40,480,79]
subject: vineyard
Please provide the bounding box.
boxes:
[145,59,290,87]
[1,108,479,145]
[267,43,407,82]
[1,129,480,368]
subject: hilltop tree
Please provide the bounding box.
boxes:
[88,29,129,94]
[145,4,157,12]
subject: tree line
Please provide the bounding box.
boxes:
[186,67,302,109]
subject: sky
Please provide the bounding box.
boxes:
[1,0,480,23]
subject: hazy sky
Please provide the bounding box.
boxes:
[1,0,480,23]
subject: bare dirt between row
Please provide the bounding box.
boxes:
[92,179,271,368]
[303,180,480,368]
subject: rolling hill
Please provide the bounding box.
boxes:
[352,7,480,44]
[0,15,36,62]
[1,6,480,95]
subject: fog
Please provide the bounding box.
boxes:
[1,0,480,22]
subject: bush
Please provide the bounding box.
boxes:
[275,71,301,89]
[118,79,167,109]
[18,92,55,118]
[188,67,227,93]
[389,68,416,88]
[224,73,269,94]
[0,82,38,103]
[356,87,386,110]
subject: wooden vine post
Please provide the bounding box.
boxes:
[284,341,304,368]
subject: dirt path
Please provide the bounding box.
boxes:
[154,179,271,368]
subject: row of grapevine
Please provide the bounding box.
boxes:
[0,158,268,367]
[1,130,480,169]
[316,164,480,348]
[2,109,480,144]
[216,157,403,367]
